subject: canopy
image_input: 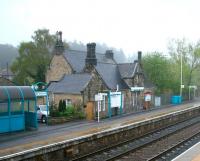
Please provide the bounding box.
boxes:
[0,86,36,102]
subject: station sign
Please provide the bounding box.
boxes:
[189,85,197,89]
[95,93,107,101]
[35,91,47,97]
[131,87,144,92]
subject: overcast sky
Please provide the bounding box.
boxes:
[1,0,200,55]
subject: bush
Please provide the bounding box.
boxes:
[50,102,85,119]
[58,100,66,113]
[62,100,66,112]
[63,105,75,116]
[58,100,62,113]
[49,108,60,117]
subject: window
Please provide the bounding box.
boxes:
[0,102,8,116]
[65,99,72,106]
[10,101,23,115]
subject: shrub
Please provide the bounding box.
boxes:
[63,105,75,116]
[62,100,66,112]
[49,108,60,117]
[58,100,63,113]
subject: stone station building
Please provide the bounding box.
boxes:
[46,32,154,120]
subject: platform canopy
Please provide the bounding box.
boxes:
[0,86,38,133]
[0,86,36,102]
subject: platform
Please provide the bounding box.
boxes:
[0,101,200,159]
[173,142,200,161]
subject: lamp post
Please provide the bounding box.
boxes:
[180,51,183,97]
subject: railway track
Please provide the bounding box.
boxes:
[70,116,200,161]
[147,129,200,161]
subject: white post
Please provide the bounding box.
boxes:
[189,87,190,100]
[103,95,105,111]
[136,92,138,110]
[180,52,183,97]
[97,101,100,123]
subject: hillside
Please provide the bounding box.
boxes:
[0,44,18,69]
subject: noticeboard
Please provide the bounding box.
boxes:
[110,92,121,108]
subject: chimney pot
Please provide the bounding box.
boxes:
[105,50,114,59]
[138,51,142,63]
[54,31,65,55]
[86,42,97,66]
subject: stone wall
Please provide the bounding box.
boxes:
[46,55,73,83]
[82,69,108,118]
[82,69,108,104]
[7,105,200,161]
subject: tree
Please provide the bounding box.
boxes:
[142,52,179,94]
[11,29,68,85]
[58,100,63,113]
[168,38,200,88]
[62,100,66,111]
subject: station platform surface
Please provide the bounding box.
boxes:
[0,101,200,158]
[173,142,200,161]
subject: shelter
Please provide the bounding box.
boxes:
[0,86,37,133]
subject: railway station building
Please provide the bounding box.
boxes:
[46,32,154,120]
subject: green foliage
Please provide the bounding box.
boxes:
[168,38,200,94]
[49,103,60,117]
[62,100,66,112]
[143,52,178,94]
[58,100,62,113]
[64,105,85,119]
[49,108,60,117]
[143,38,200,96]
[58,100,65,113]
[50,103,85,119]
[63,105,75,116]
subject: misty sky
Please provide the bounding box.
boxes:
[1,0,200,55]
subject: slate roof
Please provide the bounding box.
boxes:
[118,63,137,78]
[95,63,129,90]
[62,49,129,90]
[48,73,92,94]
[63,50,116,73]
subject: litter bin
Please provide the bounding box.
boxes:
[171,96,182,104]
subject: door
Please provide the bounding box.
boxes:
[85,101,94,120]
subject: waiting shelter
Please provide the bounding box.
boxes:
[0,86,38,133]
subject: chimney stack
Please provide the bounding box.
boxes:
[85,43,97,66]
[105,50,114,59]
[138,51,142,63]
[54,31,65,55]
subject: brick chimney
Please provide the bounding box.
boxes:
[105,50,114,59]
[54,31,65,55]
[85,43,97,66]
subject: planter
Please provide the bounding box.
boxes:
[48,116,76,125]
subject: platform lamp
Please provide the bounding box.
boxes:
[180,50,183,97]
